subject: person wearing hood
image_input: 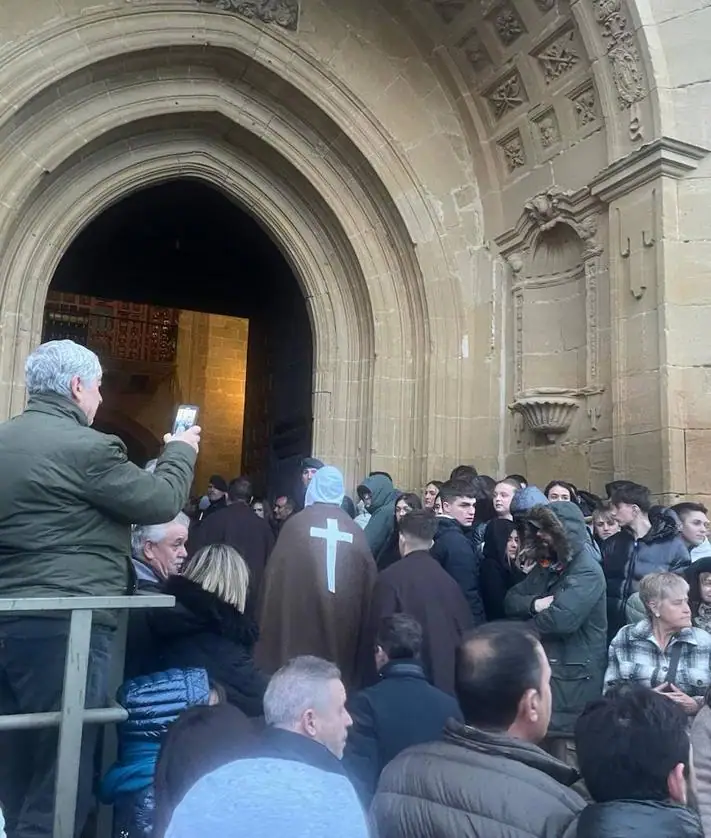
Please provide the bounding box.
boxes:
[505,501,607,755]
[686,556,711,633]
[357,473,399,561]
[480,518,525,621]
[603,482,690,640]
[301,457,356,518]
[257,466,377,689]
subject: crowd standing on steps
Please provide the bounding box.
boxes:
[3,338,711,838]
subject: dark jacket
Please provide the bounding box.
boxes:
[145,576,268,716]
[431,517,485,625]
[505,502,607,735]
[0,393,195,626]
[343,660,461,803]
[371,719,585,838]
[603,507,690,639]
[480,518,525,621]
[359,475,398,560]
[187,501,274,612]
[577,800,703,838]
[101,668,211,838]
[125,559,164,680]
[368,549,473,695]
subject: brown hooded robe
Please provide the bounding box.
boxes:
[256,503,377,689]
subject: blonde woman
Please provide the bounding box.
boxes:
[146,543,268,717]
[605,572,711,717]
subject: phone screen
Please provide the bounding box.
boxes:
[172,404,199,436]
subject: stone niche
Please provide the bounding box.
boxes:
[496,187,610,487]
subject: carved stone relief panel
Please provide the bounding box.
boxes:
[534,0,557,10]
[592,0,646,109]
[485,70,528,120]
[457,29,493,75]
[498,131,527,173]
[533,26,581,85]
[197,0,299,29]
[488,3,527,47]
[532,108,561,150]
[569,82,600,129]
[428,0,468,24]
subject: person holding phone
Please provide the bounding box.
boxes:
[605,572,711,716]
[0,340,201,838]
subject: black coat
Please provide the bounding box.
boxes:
[368,550,473,695]
[505,503,607,735]
[431,517,485,625]
[146,575,268,717]
[480,519,524,621]
[577,800,703,838]
[187,501,274,612]
[602,507,690,639]
[342,661,461,803]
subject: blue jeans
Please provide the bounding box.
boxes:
[0,618,114,838]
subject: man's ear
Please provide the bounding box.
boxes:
[667,762,687,805]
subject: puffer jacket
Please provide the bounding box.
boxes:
[371,719,584,838]
[577,800,703,838]
[359,475,398,561]
[602,507,690,639]
[101,668,211,838]
[504,502,607,735]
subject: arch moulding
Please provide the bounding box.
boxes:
[0,5,476,489]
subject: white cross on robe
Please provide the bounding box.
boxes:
[310,518,354,594]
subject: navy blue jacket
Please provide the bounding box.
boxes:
[343,661,462,803]
[432,517,485,624]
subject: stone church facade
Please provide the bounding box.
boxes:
[0,0,708,500]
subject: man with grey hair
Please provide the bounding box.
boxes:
[165,656,368,838]
[0,339,200,838]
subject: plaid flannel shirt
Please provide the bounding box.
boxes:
[604,620,711,698]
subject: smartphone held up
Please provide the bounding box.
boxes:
[172,404,200,436]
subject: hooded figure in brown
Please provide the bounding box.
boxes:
[256,466,377,689]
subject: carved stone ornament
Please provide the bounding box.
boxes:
[534,0,556,9]
[592,0,645,109]
[197,0,299,29]
[509,390,580,443]
[487,71,528,119]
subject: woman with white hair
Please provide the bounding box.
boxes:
[145,544,268,717]
[605,572,711,716]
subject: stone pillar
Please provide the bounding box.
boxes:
[591,138,709,499]
[175,311,249,492]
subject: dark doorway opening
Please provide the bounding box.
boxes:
[46,179,314,497]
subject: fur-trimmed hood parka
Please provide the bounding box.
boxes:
[505,502,608,735]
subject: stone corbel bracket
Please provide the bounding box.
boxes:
[509,387,602,444]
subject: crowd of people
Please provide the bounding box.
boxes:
[1,338,711,838]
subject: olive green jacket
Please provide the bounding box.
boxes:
[0,393,196,625]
